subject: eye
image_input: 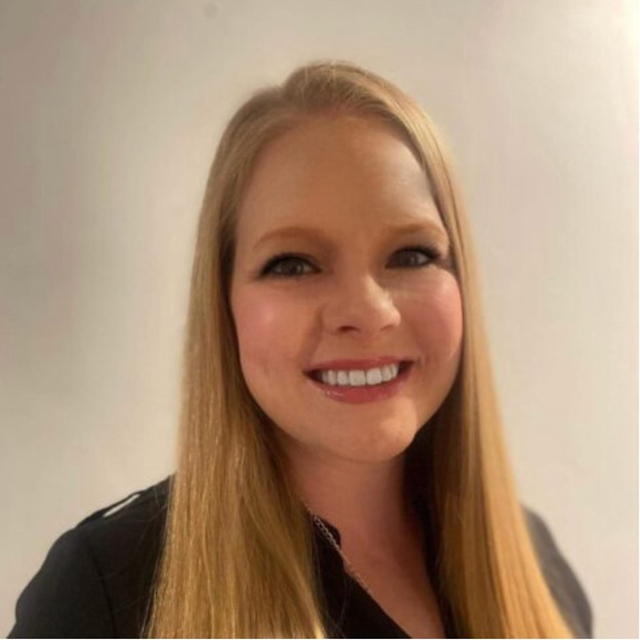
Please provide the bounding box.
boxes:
[259,253,317,279]
[388,245,441,268]
[258,245,443,280]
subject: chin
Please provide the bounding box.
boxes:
[326,427,418,464]
[271,413,422,467]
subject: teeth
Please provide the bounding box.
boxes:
[381,365,394,382]
[318,363,402,387]
[366,368,383,385]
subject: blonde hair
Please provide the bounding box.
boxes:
[143,60,574,637]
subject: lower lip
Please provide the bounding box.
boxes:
[305,363,413,404]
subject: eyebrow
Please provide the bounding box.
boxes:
[252,220,450,252]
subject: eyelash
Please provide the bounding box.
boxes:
[259,245,443,279]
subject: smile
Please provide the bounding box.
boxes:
[304,361,414,404]
[307,362,411,387]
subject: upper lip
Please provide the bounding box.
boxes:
[306,356,413,373]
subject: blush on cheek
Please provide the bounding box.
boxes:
[411,275,464,361]
[235,296,278,354]
[232,291,302,382]
[434,277,464,356]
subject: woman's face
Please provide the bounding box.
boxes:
[230,115,463,465]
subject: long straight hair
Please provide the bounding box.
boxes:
[143,60,574,637]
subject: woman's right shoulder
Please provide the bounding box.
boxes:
[7,476,172,639]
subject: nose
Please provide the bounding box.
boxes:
[322,274,401,338]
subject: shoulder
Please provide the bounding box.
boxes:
[523,506,594,638]
[8,476,171,639]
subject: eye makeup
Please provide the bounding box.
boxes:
[257,244,444,279]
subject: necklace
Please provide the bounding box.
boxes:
[307,511,375,599]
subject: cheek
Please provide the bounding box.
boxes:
[404,273,463,362]
[231,288,304,379]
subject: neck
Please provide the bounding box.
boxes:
[282,441,418,551]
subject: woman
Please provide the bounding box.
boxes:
[9,60,593,638]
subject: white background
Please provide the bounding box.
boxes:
[1,0,637,637]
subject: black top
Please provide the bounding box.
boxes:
[8,476,593,638]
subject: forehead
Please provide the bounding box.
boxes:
[235,115,441,243]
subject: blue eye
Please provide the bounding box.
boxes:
[389,245,441,268]
[260,254,316,278]
[259,245,442,279]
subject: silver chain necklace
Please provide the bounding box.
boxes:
[307,511,375,599]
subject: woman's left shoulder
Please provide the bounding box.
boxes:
[523,506,594,638]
